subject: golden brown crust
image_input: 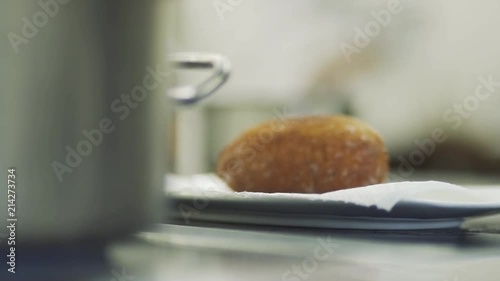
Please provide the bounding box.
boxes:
[216,115,388,193]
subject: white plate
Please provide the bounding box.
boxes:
[165,175,500,230]
[167,194,500,230]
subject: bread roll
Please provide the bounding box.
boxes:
[216,115,388,193]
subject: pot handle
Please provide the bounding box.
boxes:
[168,53,231,105]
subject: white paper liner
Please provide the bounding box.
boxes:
[165,174,500,212]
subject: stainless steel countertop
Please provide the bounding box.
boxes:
[107,223,500,281]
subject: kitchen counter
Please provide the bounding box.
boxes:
[107,222,500,281]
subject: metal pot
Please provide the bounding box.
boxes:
[0,0,229,243]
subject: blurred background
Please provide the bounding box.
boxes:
[169,0,500,185]
[1,1,500,280]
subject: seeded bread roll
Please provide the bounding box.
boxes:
[216,115,388,193]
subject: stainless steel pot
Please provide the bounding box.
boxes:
[0,0,229,243]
